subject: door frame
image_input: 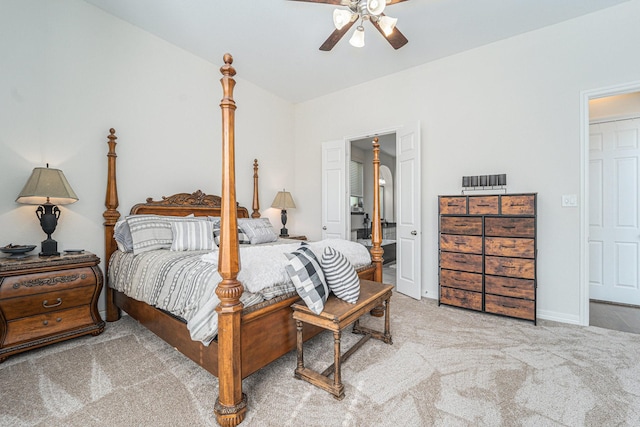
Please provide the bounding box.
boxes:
[579,80,640,325]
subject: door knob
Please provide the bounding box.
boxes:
[411,230,417,235]
[322,226,327,230]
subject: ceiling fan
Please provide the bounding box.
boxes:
[291,0,409,51]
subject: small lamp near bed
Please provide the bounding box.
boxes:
[16,164,78,256]
[271,189,296,237]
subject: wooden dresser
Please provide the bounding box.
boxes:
[438,193,537,323]
[0,252,105,361]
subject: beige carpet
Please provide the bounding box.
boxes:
[1,295,639,426]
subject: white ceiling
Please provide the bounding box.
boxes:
[83,0,629,103]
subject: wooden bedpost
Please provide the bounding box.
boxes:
[370,137,385,317]
[214,53,247,427]
[251,159,260,218]
[103,128,121,322]
[371,137,384,281]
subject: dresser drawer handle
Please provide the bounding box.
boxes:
[43,320,48,325]
[447,202,461,206]
[510,203,525,207]
[501,225,516,229]
[502,285,517,288]
[42,298,62,309]
[502,265,515,269]
[502,304,518,309]
[476,204,492,207]
[501,244,516,248]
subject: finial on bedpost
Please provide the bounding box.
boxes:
[215,53,247,427]
[104,128,121,322]
[252,159,261,218]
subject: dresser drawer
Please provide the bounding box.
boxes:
[0,285,95,320]
[501,195,535,215]
[440,270,482,292]
[3,305,94,346]
[440,217,482,235]
[484,217,534,238]
[485,237,535,258]
[485,256,535,279]
[440,234,482,254]
[440,252,483,273]
[440,287,482,311]
[468,196,499,215]
[485,275,535,300]
[439,196,467,214]
[0,267,98,298]
[485,294,535,321]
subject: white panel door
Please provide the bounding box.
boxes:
[321,140,348,240]
[396,122,422,300]
[589,118,640,305]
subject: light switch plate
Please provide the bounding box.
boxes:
[562,194,578,207]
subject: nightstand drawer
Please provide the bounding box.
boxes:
[0,267,97,298]
[0,286,95,320]
[4,305,94,346]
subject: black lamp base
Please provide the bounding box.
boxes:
[40,238,59,257]
[279,228,289,238]
[279,209,289,238]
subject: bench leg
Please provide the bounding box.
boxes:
[333,330,344,400]
[295,320,304,378]
[383,296,392,344]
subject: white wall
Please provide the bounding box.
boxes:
[293,0,640,323]
[0,0,295,311]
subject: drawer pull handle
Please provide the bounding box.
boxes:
[501,244,516,248]
[502,265,515,269]
[501,225,516,229]
[510,203,525,207]
[477,204,491,207]
[42,298,62,308]
[56,318,62,322]
[502,304,518,309]
[43,320,48,325]
[447,202,461,206]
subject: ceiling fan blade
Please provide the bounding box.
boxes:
[287,0,350,5]
[319,19,356,51]
[371,18,408,50]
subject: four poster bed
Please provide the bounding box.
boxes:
[103,54,385,426]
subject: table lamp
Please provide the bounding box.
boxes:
[271,190,296,237]
[16,164,78,256]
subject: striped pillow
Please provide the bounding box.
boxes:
[170,220,214,251]
[321,246,360,304]
[127,215,198,255]
[285,245,329,314]
[238,218,278,244]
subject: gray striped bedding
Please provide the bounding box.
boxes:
[108,239,372,345]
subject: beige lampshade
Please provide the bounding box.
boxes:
[16,167,79,205]
[271,190,296,210]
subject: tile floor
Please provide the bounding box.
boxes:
[590,300,640,335]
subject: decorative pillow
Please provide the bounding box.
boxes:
[321,246,360,304]
[238,218,278,245]
[285,245,329,314]
[114,218,134,252]
[170,220,214,251]
[127,215,198,255]
[213,227,251,246]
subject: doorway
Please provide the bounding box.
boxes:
[581,83,640,329]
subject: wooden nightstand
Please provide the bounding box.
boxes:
[286,235,307,241]
[0,252,105,362]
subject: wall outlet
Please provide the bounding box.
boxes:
[561,194,578,207]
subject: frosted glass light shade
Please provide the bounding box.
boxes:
[333,9,353,30]
[378,15,397,36]
[349,25,365,48]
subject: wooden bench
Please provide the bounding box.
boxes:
[291,279,393,400]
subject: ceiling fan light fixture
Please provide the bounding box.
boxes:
[366,0,385,16]
[333,9,354,30]
[349,25,365,48]
[378,15,397,36]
